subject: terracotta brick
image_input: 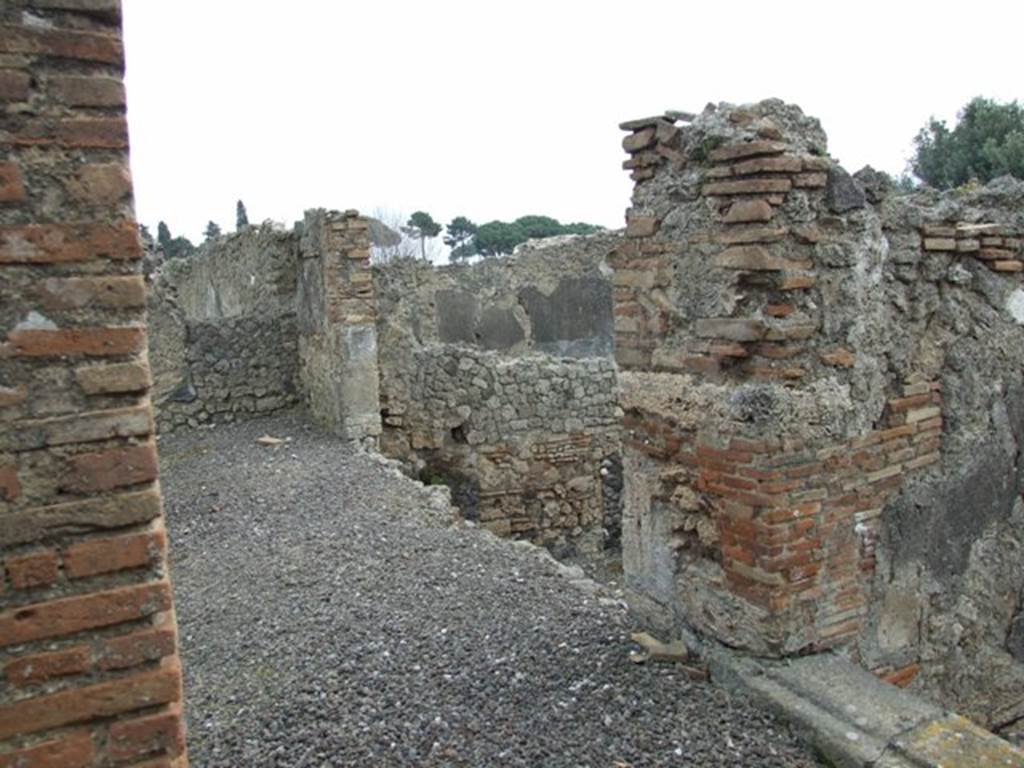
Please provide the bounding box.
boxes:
[0,581,172,646]
[37,275,146,310]
[729,155,802,175]
[992,260,1024,272]
[75,361,152,394]
[7,327,146,358]
[819,348,854,367]
[0,222,141,264]
[5,549,59,589]
[68,162,132,204]
[50,75,126,107]
[5,645,90,686]
[722,198,773,224]
[0,463,18,501]
[0,487,163,548]
[779,274,817,290]
[0,161,27,203]
[626,216,658,238]
[109,707,185,761]
[715,226,788,245]
[97,626,176,671]
[881,662,921,688]
[765,304,794,318]
[62,442,159,493]
[56,117,129,149]
[888,392,935,412]
[708,140,786,162]
[978,247,1015,261]
[0,69,31,102]
[922,237,956,251]
[0,25,123,65]
[703,178,792,196]
[0,731,94,768]
[65,529,165,579]
[793,172,827,188]
[622,127,656,153]
[0,663,180,739]
[694,317,765,342]
[7,405,153,452]
[712,245,802,271]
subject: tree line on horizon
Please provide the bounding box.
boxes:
[143,96,1024,262]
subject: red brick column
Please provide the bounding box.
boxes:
[614,110,945,655]
[1,1,187,765]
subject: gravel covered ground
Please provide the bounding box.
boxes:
[160,412,820,767]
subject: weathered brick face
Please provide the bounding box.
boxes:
[0,1,187,764]
[614,104,957,656]
[615,105,1024,737]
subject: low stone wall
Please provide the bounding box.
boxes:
[615,99,1024,738]
[147,225,301,432]
[375,234,624,553]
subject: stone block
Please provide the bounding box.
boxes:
[723,199,774,224]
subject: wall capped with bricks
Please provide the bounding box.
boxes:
[615,100,1024,735]
[1,1,187,765]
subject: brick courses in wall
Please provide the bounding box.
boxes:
[0,1,187,765]
[614,101,1024,733]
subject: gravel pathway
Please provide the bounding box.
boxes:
[159,412,820,767]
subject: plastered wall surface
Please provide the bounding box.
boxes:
[615,99,1024,737]
[0,1,188,764]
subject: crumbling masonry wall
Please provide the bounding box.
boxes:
[615,100,1024,736]
[147,225,300,432]
[374,234,623,553]
[296,210,380,445]
[0,2,187,765]
[145,210,380,443]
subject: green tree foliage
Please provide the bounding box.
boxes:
[444,216,478,261]
[236,200,249,230]
[157,221,171,250]
[474,215,604,257]
[475,221,526,256]
[403,211,442,260]
[155,220,194,260]
[204,221,222,241]
[912,97,1024,189]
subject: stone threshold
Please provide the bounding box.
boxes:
[707,649,1024,767]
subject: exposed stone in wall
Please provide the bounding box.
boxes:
[146,226,301,433]
[296,209,381,444]
[0,1,187,764]
[615,100,1024,733]
[375,234,623,553]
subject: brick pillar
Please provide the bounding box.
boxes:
[1,2,187,765]
[614,105,943,655]
[296,209,381,444]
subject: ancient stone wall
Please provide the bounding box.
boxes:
[615,99,1024,737]
[0,1,187,764]
[146,227,300,432]
[296,209,380,445]
[374,235,623,553]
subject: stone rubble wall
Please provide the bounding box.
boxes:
[0,2,187,764]
[374,235,624,553]
[146,226,301,433]
[615,99,1024,738]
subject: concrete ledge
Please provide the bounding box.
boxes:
[707,649,1024,768]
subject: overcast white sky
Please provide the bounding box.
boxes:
[122,1,1022,249]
